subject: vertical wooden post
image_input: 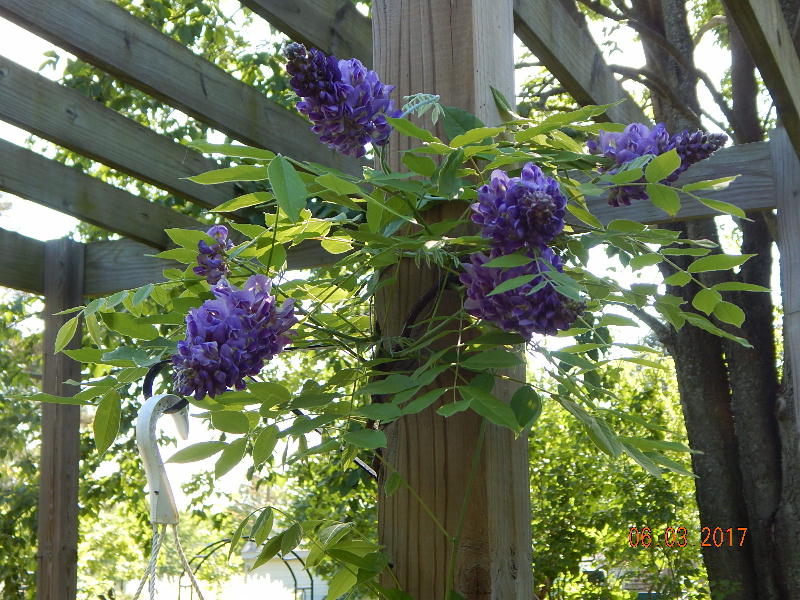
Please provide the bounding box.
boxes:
[773,127,800,433]
[373,2,532,598]
[37,238,84,600]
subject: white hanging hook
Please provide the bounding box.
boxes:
[135,394,189,525]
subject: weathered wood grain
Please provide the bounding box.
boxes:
[0,0,359,174]
[579,141,774,226]
[723,0,800,156]
[513,0,649,125]
[241,0,372,66]
[0,56,234,209]
[772,128,800,439]
[83,239,172,296]
[373,1,532,598]
[0,227,45,293]
[82,238,336,296]
[0,139,203,248]
[37,238,83,600]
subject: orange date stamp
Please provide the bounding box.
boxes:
[628,526,748,548]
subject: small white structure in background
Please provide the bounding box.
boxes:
[238,542,328,600]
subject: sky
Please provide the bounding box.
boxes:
[0,5,770,508]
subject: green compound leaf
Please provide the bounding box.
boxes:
[645,149,681,183]
[449,126,504,148]
[343,428,387,449]
[252,533,284,570]
[215,437,247,478]
[442,106,484,140]
[211,411,251,434]
[326,569,358,600]
[487,274,536,296]
[251,507,275,544]
[93,391,121,454]
[384,471,403,496]
[54,315,80,354]
[483,253,533,268]
[252,425,280,466]
[687,253,755,273]
[188,164,268,184]
[386,117,438,142]
[629,253,663,270]
[461,349,523,371]
[210,192,273,212]
[713,301,746,327]
[510,385,543,430]
[268,156,307,222]
[692,288,722,315]
[187,141,275,160]
[167,441,226,463]
[280,523,302,555]
[646,183,680,216]
[100,312,158,340]
[664,271,692,286]
[712,282,770,293]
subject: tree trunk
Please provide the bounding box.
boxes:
[634,2,760,597]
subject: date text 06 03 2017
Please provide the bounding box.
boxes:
[628,526,748,548]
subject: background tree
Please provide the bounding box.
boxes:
[558,1,800,597]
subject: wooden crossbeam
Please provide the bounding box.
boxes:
[83,238,337,296]
[0,56,235,209]
[0,227,45,293]
[582,141,773,225]
[723,0,800,156]
[0,139,203,248]
[241,0,372,66]
[242,0,647,126]
[80,140,773,295]
[512,0,649,125]
[0,0,359,175]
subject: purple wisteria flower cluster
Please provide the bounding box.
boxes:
[284,42,399,158]
[172,275,297,400]
[194,225,234,285]
[588,122,727,206]
[461,163,582,339]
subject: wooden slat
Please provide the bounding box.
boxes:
[0,139,203,248]
[772,128,800,438]
[84,239,171,296]
[37,238,83,600]
[0,0,359,175]
[580,141,774,226]
[0,227,45,293]
[83,238,337,296]
[374,1,532,598]
[81,140,775,296]
[0,56,235,209]
[513,0,649,124]
[241,0,372,66]
[723,0,800,156]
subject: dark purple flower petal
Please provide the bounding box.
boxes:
[459,248,583,339]
[589,122,727,206]
[194,225,234,285]
[172,275,298,400]
[283,42,400,157]
[471,162,567,254]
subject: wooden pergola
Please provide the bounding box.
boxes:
[0,0,797,598]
